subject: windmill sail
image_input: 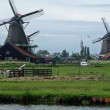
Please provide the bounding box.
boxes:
[0,2,44,26]
[0,10,44,26]
[0,18,14,26]
[92,38,103,44]
[27,31,40,38]
[93,18,110,55]
[92,33,110,43]
[9,0,18,16]
[21,9,44,21]
[102,17,110,33]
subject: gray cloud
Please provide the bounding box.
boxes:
[24,20,104,53]
[79,4,110,8]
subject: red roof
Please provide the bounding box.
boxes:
[9,43,37,58]
[44,57,53,61]
[102,52,110,59]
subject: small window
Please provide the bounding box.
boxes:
[6,51,10,54]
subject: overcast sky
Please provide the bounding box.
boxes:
[0,0,110,54]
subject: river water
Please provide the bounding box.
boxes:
[0,105,110,110]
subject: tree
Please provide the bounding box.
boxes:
[72,52,76,58]
[80,46,91,59]
[84,46,87,57]
[61,49,69,58]
[72,52,80,60]
[36,50,50,56]
[80,46,84,58]
[87,47,91,59]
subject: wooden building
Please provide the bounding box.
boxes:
[0,43,44,63]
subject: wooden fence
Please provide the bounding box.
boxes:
[8,68,52,77]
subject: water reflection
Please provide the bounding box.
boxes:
[0,105,110,110]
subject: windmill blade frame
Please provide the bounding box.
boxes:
[21,9,44,21]
[102,17,110,33]
[0,20,8,26]
[0,18,16,26]
[92,38,103,43]
[27,31,40,38]
[92,34,110,43]
[9,0,18,16]
[92,18,110,44]
[0,2,44,26]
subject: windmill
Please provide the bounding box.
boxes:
[0,0,44,53]
[92,17,110,55]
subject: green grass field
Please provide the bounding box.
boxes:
[0,80,109,97]
[0,61,110,105]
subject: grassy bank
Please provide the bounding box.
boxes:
[0,80,110,105]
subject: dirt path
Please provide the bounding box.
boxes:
[0,75,106,81]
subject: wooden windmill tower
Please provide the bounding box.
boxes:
[0,0,44,54]
[92,18,110,55]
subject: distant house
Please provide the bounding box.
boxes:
[0,43,45,63]
[44,56,53,63]
[52,53,61,63]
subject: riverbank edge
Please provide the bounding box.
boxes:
[0,94,109,106]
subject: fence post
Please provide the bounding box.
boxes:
[9,71,11,78]
[57,70,59,76]
[32,67,35,77]
[78,69,80,77]
[13,71,15,77]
